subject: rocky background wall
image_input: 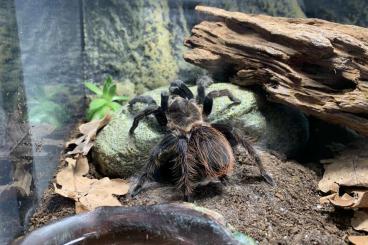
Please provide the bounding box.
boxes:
[82,0,368,94]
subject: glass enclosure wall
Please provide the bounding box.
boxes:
[0,0,30,242]
[0,0,84,243]
[0,0,367,243]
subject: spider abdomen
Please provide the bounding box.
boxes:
[188,125,235,180]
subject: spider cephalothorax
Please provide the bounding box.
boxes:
[128,77,274,201]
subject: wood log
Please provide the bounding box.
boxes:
[184,6,368,136]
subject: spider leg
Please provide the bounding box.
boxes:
[169,80,194,99]
[212,123,275,186]
[129,105,167,135]
[219,175,229,186]
[131,133,178,196]
[197,82,206,105]
[196,75,214,104]
[203,89,241,116]
[160,91,169,112]
[129,95,157,109]
[174,137,195,202]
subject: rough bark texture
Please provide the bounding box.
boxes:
[184,6,368,136]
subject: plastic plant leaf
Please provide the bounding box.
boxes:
[85,77,127,121]
[102,77,113,96]
[87,98,107,120]
[91,106,111,120]
[85,82,103,96]
[109,101,121,112]
[112,95,129,101]
[107,84,117,100]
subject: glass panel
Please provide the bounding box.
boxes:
[0,0,84,243]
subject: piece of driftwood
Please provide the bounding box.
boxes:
[184,6,368,136]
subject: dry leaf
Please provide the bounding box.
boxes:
[318,143,368,241]
[66,115,111,155]
[330,193,356,207]
[55,157,96,198]
[320,191,368,208]
[318,144,368,193]
[65,135,85,148]
[54,155,129,213]
[348,236,368,245]
[354,191,368,208]
[352,210,368,232]
[75,202,89,213]
[320,193,337,205]
[78,178,129,212]
[79,114,111,141]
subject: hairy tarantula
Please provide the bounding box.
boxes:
[128,77,274,201]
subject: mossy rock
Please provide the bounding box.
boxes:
[93,83,309,178]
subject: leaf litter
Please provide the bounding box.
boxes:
[318,140,368,241]
[348,236,368,245]
[54,115,130,213]
[66,114,111,155]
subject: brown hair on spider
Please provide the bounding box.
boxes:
[128,77,274,201]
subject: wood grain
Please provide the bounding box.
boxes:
[184,6,368,136]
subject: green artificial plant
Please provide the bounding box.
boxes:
[85,77,128,120]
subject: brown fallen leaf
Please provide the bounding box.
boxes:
[79,115,111,140]
[54,155,129,213]
[78,178,129,212]
[54,157,97,199]
[318,143,368,193]
[355,192,368,208]
[352,210,368,232]
[348,236,368,245]
[75,201,89,213]
[66,115,111,155]
[65,135,85,149]
[330,193,356,207]
[320,191,368,208]
[318,142,368,241]
[319,193,337,205]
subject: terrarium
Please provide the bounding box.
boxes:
[1,0,368,244]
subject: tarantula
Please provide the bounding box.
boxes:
[128,77,274,201]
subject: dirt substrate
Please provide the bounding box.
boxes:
[29,149,362,245]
